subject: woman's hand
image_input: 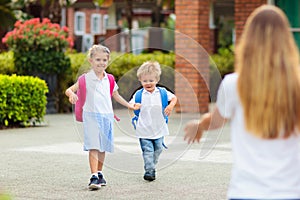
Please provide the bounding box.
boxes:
[184,120,203,144]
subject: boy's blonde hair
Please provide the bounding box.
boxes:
[236,5,300,139]
[137,61,161,81]
[87,44,110,59]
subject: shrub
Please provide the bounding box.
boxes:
[209,46,235,102]
[0,51,16,75]
[0,74,48,128]
[210,46,234,78]
[2,18,73,75]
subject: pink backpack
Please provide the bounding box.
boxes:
[75,73,119,122]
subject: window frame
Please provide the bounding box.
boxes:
[74,11,86,35]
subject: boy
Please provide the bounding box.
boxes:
[130,61,177,181]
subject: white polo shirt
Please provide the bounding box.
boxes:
[130,87,175,139]
[83,70,118,114]
[217,73,300,199]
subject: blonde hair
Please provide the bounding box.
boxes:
[87,44,110,59]
[236,5,300,139]
[137,61,161,81]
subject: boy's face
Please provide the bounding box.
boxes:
[139,73,158,93]
[89,52,109,74]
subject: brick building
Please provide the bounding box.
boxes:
[175,0,300,113]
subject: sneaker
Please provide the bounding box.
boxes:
[98,172,107,186]
[88,175,101,190]
[143,171,155,182]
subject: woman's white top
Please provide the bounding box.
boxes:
[217,73,300,199]
[130,87,175,139]
[83,70,118,114]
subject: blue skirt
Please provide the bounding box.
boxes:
[83,111,114,153]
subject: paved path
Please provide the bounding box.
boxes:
[0,109,232,200]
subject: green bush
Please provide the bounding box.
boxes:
[0,51,175,113]
[209,46,234,102]
[63,51,175,111]
[0,51,16,75]
[0,74,48,128]
[210,46,234,78]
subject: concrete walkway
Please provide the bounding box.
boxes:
[0,109,232,200]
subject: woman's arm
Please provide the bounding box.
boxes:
[184,107,227,144]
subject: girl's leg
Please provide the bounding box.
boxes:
[89,149,99,174]
[97,151,107,186]
[97,151,105,171]
[88,149,101,190]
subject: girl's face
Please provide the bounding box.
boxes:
[89,52,109,74]
[139,73,158,93]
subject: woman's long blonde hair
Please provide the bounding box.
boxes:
[236,5,300,139]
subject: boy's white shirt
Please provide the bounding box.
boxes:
[130,87,175,139]
[83,70,118,114]
[217,73,300,199]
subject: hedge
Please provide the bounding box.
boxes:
[0,49,234,111]
[0,74,48,128]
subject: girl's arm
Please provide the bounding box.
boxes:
[184,107,227,144]
[65,82,79,104]
[164,96,177,116]
[112,90,140,110]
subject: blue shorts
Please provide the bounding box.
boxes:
[83,111,114,153]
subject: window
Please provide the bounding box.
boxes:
[102,14,109,34]
[74,12,85,35]
[91,14,102,35]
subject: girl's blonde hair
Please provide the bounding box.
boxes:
[87,44,110,59]
[236,5,300,139]
[137,61,161,81]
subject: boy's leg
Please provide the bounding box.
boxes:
[153,137,164,166]
[139,138,155,181]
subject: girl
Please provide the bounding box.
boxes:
[65,45,139,190]
[184,5,300,200]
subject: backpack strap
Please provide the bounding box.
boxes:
[158,87,169,149]
[107,73,115,97]
[75,74,86,122]
[107,73,120,121]
[158,87,169,124]
[131,88,143,129]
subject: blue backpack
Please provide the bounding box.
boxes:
[131,87,169,149]
[131,87,169,130]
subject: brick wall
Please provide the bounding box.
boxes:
[66,7,107,46]
[235,0,267,43]
[175,0,210,113]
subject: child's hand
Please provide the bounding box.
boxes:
[184,120,203,144]
[164,104,174,116]
[130,103,141,110]
[69,93,78,104]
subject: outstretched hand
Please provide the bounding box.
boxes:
[184,120,203,144]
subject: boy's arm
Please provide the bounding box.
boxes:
[164,96,177,116]
[112,90,140,110]
[65,82,79,104]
